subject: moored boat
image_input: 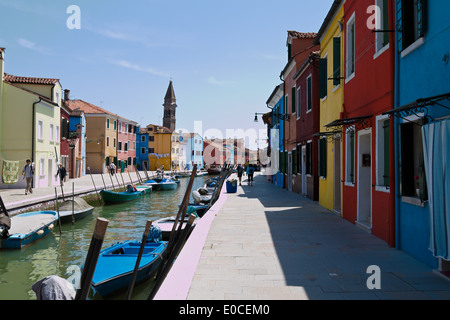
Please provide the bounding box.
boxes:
[0,211,59,249]
[100,187,144,204]
[135,185,152,194]
[58,198,94,223]
[90,240,167,297]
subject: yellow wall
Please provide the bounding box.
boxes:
[318,4,344,212]
[147,125,172,171]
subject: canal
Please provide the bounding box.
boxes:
[0,175,211,300]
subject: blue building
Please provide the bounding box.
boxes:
[183,133,204,170]
[68,110,86,177]
[384,0,450,269]
[266,84,285,188]
[136,127,149,170]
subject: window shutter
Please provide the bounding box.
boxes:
[319,58,328,99]
[396,0,403,52]
[291,87,296,113]
[105,157,110,166]
[383,0,390,46]
[400,123,414,196]
[292,149,297,174]
[417,0,426,38]
[383,119,390,187]
[350,132,355,183]
[333,37,341,86]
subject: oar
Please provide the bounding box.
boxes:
[126,220,152,300]
[87,167,102,206]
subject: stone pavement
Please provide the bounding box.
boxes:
[156,172,450,300]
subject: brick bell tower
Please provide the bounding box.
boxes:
[162,80,177,132]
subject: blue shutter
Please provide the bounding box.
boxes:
[396,0,403,52]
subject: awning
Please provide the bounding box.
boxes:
[382,92,450,122]
[312,130,342,142]
[325,115,372,131]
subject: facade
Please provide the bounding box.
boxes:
[314,0,345,213]
[203,138,234,167]
[60,103,71,172]
[171,131,181,171]
[293,51,321,201]
[0,50,62,189]
[65,99,118,174]
[183,133,204,170]
[117,117,138,172]
[67,97,87,179]
[147,124,172,171]
[136,127,149,171]
[384,0,450,269]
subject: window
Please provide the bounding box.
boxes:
[345,127,355,184]
[297,144,302,174]
[375,0,390,53]
[292,149,297,174]
[306,142,312,175]
[291,86,296,114]
[124,142,128,151]
[106,137,110,147]
[113,138,116,148]
[376,115,390,188]
[398,0,426,52]
[333,37,341,86]
[307,75,312,112]
[141,147,146,154]
[40,158,45,176]
[56,126,60,142]
[346,13,356,80]
[107,118,110,129]
[285,95,288,115]
[319,57,328,99]
[319,138,327,177]
[149,148,154,153]
[50,124,54,142]
[118,141,122,151]
[114,120,117,130]
[141,135,146,142]
[149,136,154,142]
[296,87,301,119]
[400,121,427,201]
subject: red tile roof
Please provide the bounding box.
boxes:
[4,73,60,85]
[287,31,318,39]
[65,99,117,117]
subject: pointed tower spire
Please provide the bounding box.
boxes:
[162,80,177,132]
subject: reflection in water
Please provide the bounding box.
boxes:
[0,176,209,300]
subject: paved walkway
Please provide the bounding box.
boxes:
[156,172,450,300]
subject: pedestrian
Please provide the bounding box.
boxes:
[109,162,116,176]
[55,163,67,186]
[237,164,244,186]
[22,159,34,195]
[246,164,255,186]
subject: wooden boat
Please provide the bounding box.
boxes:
[135,185,152,194]
[192,189,212,204]
[207,167,222,175]
[100,188,144,204]
[90,240,167,297]
[153,210,199,240]
[0,211,58,249]
[58,198,94,223]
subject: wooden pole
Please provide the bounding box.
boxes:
[72,182,75,225]
[75,217,109,300]
[100,173,107,189]
[127,169,134,186]
[115,171,122,190]
[120,171,126,190]
[108,171,115,190]
[148,214,196,300]
[54,188,62,234]
[126,220,152,300]
[87,167,102,206]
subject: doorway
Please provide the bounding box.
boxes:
[287,152,292,191]
[301,145,307,195]
[334,137,341,213]
[357,129,372,230]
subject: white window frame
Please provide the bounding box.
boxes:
[306,74,313,114]
[321,52,328,102]
[375,114,390,192]
[346,12,356,83]
[50,124,54,142]
[56,126,60,143]
[296,86,301,120]
[345,126,355,187]
[37,120,43,140]
[39,158,45,176]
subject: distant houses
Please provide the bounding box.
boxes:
[263,0,450,272]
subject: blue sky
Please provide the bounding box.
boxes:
[0,0,333,149]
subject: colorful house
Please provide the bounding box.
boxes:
[147,124,172,171]
[382,0,450,269]
[0,48,63,189]
[67,105,86,179]
[321,0,396,246]
[266,84,285,188]
[136,127,149,171]
[60,101,71,172]
[313,0,345,214]
[65,99,118,174]
[293,51,321,201]
[183,133,204,170]
[117,116,138,172]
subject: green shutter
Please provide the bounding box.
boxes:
[292,149,297,174]
[333,37,341,86]
[291,87,296,113]
[350,133,355,183]
[105,157,110,166]
[107,118,110,129]
[319,58,328,99]
[383,119,390,187]
[319,138,327,177]
[383,0,390,46]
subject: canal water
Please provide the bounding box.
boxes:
[0,175,210,300]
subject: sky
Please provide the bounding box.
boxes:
[0,0,334,149]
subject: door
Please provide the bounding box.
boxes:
[334,137,341,213]
[48,159,53,187]
[357,129,372,229]
[288,152,292,191]
[302,146,307,195]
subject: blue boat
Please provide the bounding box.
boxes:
[100,187,144,204]
[144,178,178,191]
[91,240,168,297]
[0,211,59,249]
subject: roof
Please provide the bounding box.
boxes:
[65,99,117,117]
[147,124,172,134]
[164,80,176,105]
[4,73,60,85]
[287,31,318,44]
[313,0,343,45]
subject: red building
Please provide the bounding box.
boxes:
[59,103,71,173]
[117,117,138,172]
[293,51,321,201]
[326,0,395,246]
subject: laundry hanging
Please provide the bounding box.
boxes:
[422,118,450,260]
[2,160,20,185]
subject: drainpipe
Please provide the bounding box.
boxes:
[394,5,401,250]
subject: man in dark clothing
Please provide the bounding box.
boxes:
[56,164,67,186]
[237,164,244,186]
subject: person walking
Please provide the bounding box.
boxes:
[237,164,244,186]
[109,162,116,176]
[246,164,255,186]
[55,163,67,186]
[22,159,34,195]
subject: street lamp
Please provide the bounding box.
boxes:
[254,112,289,123]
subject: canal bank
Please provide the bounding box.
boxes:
[155,172,450,300]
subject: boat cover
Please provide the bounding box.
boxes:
[59,197,93,212]
[32,275,76,300]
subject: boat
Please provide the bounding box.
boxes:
[153,215,198,240]
[192,189,213,204]
[90,240,168,297]
[207,166,222,175]
[58,198,94,223]
[158,178,178,190]
[0,211,59,249]
[135,185,152,194]
[100,186,144,204]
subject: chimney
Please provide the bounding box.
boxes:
[64,89,70,101]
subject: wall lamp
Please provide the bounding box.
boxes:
[254,112,289,123]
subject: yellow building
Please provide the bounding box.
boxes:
[65,99,118,174]
[0,48,63,189]
[147,124,172,171]
[313,1,344,213]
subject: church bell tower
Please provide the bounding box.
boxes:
[162,80,177,132]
